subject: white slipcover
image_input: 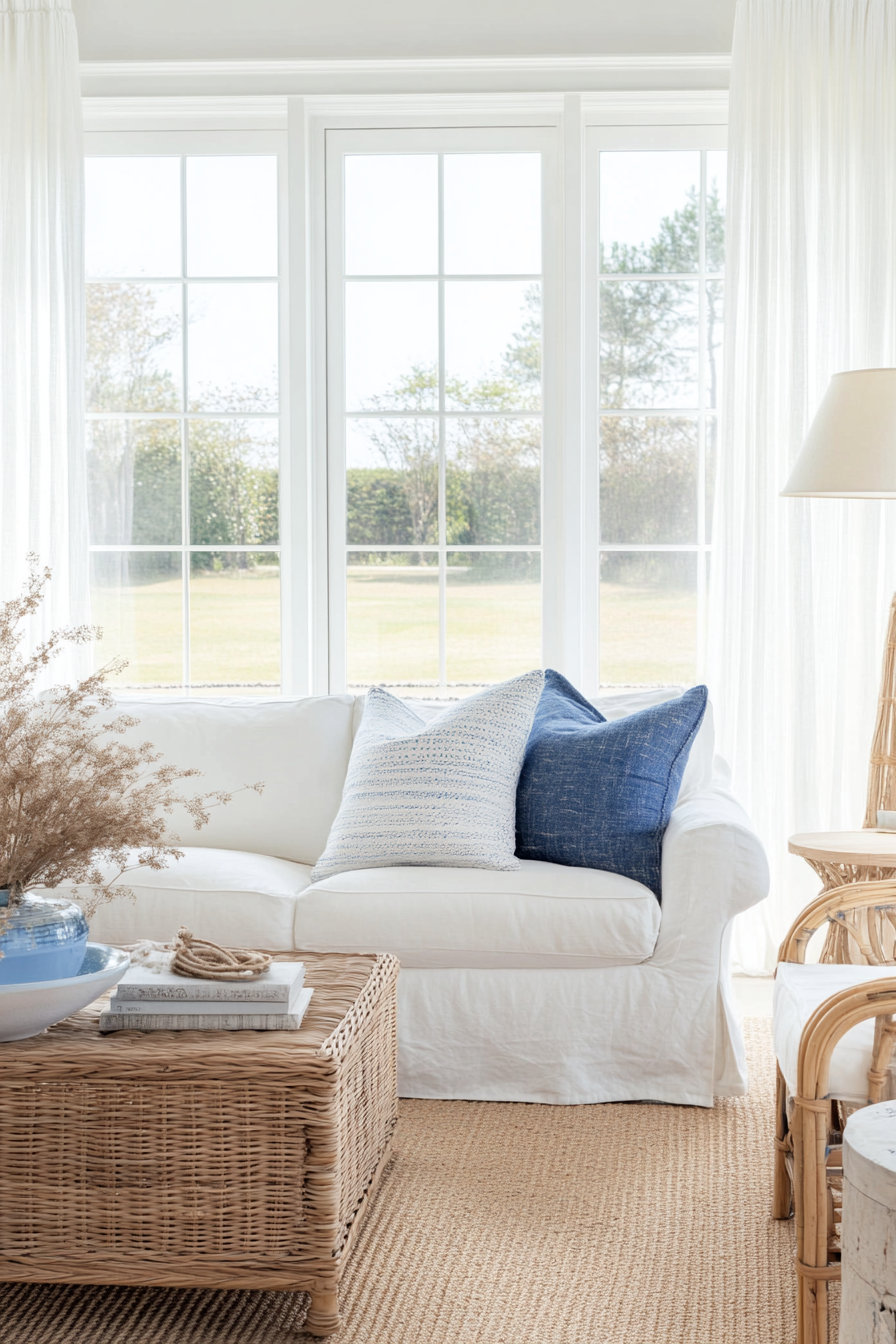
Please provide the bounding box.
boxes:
[69,689,767,1106]
[396,788,768,1105]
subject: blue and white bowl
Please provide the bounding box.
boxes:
[0,889,89,984]
[0,943,130,1042]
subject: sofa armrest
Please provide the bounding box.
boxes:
[651,788,769,966]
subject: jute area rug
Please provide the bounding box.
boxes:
[1,1019,801,1344]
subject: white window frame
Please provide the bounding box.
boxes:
[321,125,559,694]
[81,127,295,691]
[82,90,728,701]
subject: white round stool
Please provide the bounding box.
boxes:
[842,1101,896,1343]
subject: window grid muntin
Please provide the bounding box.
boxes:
[85,151,281,692]
[341,148,543,696]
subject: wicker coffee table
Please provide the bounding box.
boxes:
[0,950,399,1337]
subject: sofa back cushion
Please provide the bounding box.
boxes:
[109,695,356,865]
[386,685,717,805]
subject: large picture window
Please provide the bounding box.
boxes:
[81,107,726,700]
[84,140,283,693]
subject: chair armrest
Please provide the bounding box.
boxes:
[651,788,769,963]
[778,878,896,964]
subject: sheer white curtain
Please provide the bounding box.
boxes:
[0,0,89,672]
[710,0,896,973]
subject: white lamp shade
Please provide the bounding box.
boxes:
[781,369,896,497]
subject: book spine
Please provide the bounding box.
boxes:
[115,977,303,1003]
[99,988,314,1033]
[99,1011,306,1031]
[109,999,290,1016]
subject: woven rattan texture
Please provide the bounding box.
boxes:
[0,952,399,1334]
[0,1020,799,1344]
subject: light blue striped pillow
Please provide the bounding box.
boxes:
[311,671,545,881]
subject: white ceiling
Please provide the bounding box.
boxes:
[72,0,736,62]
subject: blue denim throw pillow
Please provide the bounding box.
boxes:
[515,671,708,900]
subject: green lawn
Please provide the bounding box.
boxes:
[191,568,280,686]
[91,574,183,686]
[346,566,542,687]
[91,567,696,693]
[347,569,696,690]
[91,567,281,689]
[600,581,697,685]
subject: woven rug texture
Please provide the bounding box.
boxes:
[0,1018,802,1344]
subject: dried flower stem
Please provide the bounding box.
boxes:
[0,557,262,946]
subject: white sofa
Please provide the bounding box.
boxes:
[72,687,768,1107]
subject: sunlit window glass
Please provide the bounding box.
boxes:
[85,154,281,694]
[598,149,725,687]
[342,150,543,698]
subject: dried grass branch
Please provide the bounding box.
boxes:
[0,556,262,929]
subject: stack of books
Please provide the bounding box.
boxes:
[99,960,311,1032]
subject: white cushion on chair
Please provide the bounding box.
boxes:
[774,962,896,1103]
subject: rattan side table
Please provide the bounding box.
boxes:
[789,830,896,962]
[0,950,399,1338]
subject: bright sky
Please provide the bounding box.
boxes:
[344,152,541,277]
[343,152,542,417]
[85,155,279,409]
[344,278,536,411]
[85,148,724,426]
[600,151,699,257]
[599,149,727,259]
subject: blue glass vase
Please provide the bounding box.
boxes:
[0,890,89,985]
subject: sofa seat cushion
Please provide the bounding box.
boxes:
[61,848,313,952]
[774,961,896,1104]
[296,860,661,969]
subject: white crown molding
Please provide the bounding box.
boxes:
[82,95,289,131]
[301,92,565,122]
[581,89,728,123]
[81,88,728,135]
[80,53,731,99]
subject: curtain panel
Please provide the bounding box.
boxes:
[0,0,88,671]
[711,0,896,973]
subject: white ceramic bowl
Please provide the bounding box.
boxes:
[0,943,130,1042]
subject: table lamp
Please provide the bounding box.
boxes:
[781,368,896,825]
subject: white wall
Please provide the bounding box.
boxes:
[72,0,735,62]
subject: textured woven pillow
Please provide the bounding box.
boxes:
[311,670,545,881]
[515,670,708,899]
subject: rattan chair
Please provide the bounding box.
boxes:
[773,595,896,1344]
[775,888,896,1343]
